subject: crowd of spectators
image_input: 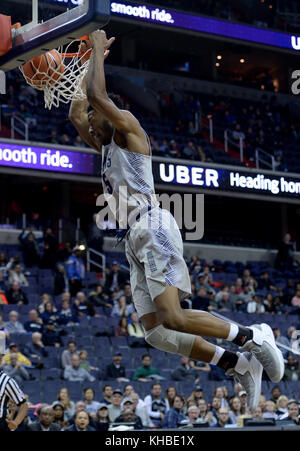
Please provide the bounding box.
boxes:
[3,381,300,430]
[0,230,299,430]
[3,68,300,174]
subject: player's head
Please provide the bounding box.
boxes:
[87,93,124,144]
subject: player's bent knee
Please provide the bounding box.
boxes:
[145,324,195,357]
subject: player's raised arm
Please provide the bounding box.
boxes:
[68,40,110,152]
[68,76,99,151]
[86,30,140,136]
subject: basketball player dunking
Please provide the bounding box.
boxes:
[69,30,284,409]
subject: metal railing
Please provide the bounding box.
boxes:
[11,115,29,141]
[224,129,245,162]
[86,247,106,282]
[255,148,276,171]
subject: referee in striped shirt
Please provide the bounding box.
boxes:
[0,332,28,431]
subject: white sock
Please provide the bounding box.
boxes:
[209,346,225,365]
[226,323,239,341]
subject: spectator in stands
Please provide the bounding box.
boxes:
[64,354,95,382]
[2,352,30,387]
[24,309,44,334]
[51,401,68,430]
[95,404,110,431]
[88,284,113,309]
[7,282,29,305]
[18,230,40,267]
[228,396,242,424]
[74,135,86,148]
[8,263,29,287]
[103,351,129,382]
[210,396,222,418]
[111,295,135,318]
[172,356,200,383]
[40,301,59,325]
[82,388,101,418]
[104,261,128,293]
[0,313,9,339]
[0,254,9,280]
[291,289,300,309]
[48,129,59,144]
[23,332,48,369]
[192,288,210,311]
[5,310,26,334]
[197,399,217,426]
[39,229,58,269]
[79,350,98,373]
[114,316,129,337]
[164,386,177,409]
[100,385,113,405]
[57,298,79,326]
[275,233,294,271]
[42,320,63,347]
[187,386,204,405]
[182,141,197,160]
[37,293,53,314]
[65,411,96,431]
[0,271,8,297]
[217,292,235,312]
[144,383,168,428]
[61,341,79,369]
[127,312,144,338]
[130,393,153,428]
[178,405,202,428]
[54,263,69,296]
[2,343,31,367]
[133,354,163,382]
[162,395,186,429]
[27,405,61,431]
[66,247,85,296]
[247,295,265,314]
[73,291,98,318]
[276,396,289,417]
[283,354,300,381]
[124,284,133,304]
[262,400,278,420]
[270,386,282,404]
[278,400,300,424]
[214,407,235,428]
[213,386,229,408]
[107,389,123,422]
[258,271,276,291]
[113,407,144,429]
[250,406,263,421]
[57,388,75,422]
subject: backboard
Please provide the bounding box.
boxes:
[0,0,111,72]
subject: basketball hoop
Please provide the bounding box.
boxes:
[19,36,91,110]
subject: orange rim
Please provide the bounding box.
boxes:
[60,49,91,59]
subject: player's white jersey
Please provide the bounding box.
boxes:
[101,132,159,228]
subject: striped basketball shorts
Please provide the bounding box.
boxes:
[125,207,191,319]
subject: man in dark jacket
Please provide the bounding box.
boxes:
[113,408,143,430]
[65,411,96,431]
[171,356,200,383]
[23,332,48,369]
[26,405,61,431]
[104,261,128,293]
[103,352,129,382]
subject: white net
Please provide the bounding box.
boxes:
[19,39,90,110]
